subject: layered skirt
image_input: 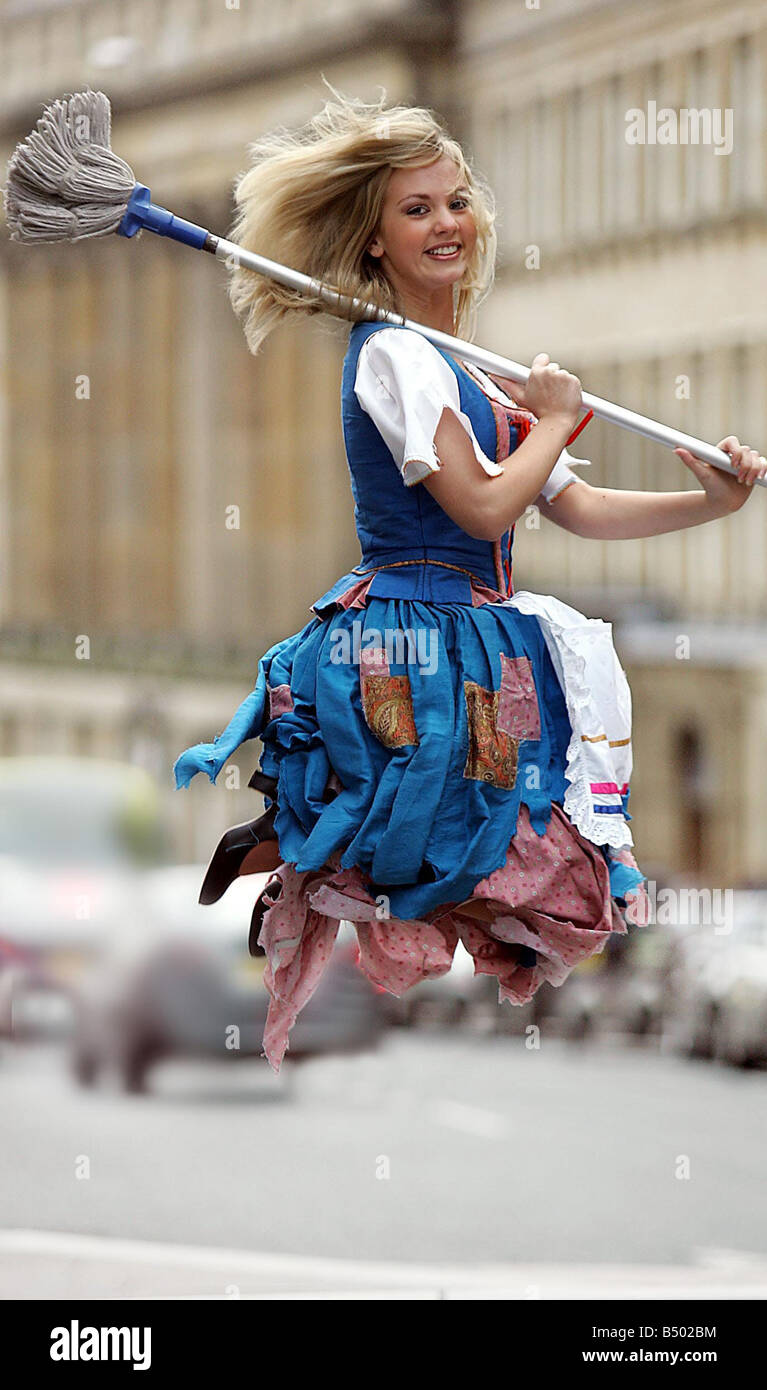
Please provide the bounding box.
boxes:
[174,571,648,1071]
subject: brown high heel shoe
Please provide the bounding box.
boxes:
[248,875,284,958]
[198,767,281,906]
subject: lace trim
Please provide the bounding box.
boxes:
[502,592,635,852]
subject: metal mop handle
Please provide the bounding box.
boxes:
[4,84,763,487]
[209,232,749,475]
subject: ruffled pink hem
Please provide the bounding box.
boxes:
[256,800,647,1072]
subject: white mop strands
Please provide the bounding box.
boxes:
[3,89,136,242]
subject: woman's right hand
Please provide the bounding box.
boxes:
[511,352,582,429]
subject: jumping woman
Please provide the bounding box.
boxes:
[173,85,766,1071]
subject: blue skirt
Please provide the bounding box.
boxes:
[173,597,644,921]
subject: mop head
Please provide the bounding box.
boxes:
[3,88,136,243]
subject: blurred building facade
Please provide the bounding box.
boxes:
[0,0,765,883]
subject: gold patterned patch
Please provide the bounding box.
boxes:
[463,680,519,789]
[361,672,419,748]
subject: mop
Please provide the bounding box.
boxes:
[2,87,764,484]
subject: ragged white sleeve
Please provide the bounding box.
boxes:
[354,326,505,487]
[462,359,593,504]
[538,447,591,503]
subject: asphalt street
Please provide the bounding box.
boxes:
[2,1029,766,1297]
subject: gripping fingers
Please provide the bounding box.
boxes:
[740,450,767,485]
[718,435,767,485]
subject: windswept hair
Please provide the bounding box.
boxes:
[226,77,497,353]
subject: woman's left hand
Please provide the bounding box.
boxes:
[674,436,767,513]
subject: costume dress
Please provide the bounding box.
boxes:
[174,320,649,1071]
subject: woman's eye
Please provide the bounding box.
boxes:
[406,199,468,215]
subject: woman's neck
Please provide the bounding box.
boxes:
[395,288,456,337]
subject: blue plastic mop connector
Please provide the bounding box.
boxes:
[117,184,209,249]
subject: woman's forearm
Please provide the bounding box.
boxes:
[482,414,576,536]
[571,485,730,540]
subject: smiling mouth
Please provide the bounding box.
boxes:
[424,244,462,259]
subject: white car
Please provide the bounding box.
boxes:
[0,755,168,1041]
[661,891,767,1067]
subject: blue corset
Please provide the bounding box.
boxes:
[311,320,522,613]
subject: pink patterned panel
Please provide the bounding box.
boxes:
[496,652,541,741]
[268,682,294,720]
[359,644,391,677]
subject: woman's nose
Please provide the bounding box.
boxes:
[432,210,460,234]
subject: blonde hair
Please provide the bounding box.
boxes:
[226,78,497,354]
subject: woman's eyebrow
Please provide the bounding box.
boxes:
[397,186,469,204]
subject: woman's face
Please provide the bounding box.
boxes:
[366,155,477,321]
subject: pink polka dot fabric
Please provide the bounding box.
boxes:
[255,801,645,1073]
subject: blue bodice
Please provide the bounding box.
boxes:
[312,320,524,613]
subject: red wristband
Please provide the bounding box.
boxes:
[565,409,594,447]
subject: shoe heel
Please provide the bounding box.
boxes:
[199,803,278,905]
[248,877,283,957]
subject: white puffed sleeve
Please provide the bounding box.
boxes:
[458,357,593,504]
[354,327,505,487]
[538,447,591,504]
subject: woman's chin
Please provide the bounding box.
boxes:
[422,255,464,272]
[417,258,466,287]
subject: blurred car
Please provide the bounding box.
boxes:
[549,925,676,1043]
[69,865,388,1091]
[0,755,169,1040]
[661,890,767,1067]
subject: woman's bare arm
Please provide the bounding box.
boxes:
[539,437,767,539]
[420,352,582,541]
[423,405,575,540]
[542,479,727,538]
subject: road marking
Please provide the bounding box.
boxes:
[430,1099,509,1138]
[2,1232,767,1298]
[694,1246,767,1272]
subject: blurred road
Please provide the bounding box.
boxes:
[2,1029,767,1298]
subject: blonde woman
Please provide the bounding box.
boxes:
[174,83,765,1072]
